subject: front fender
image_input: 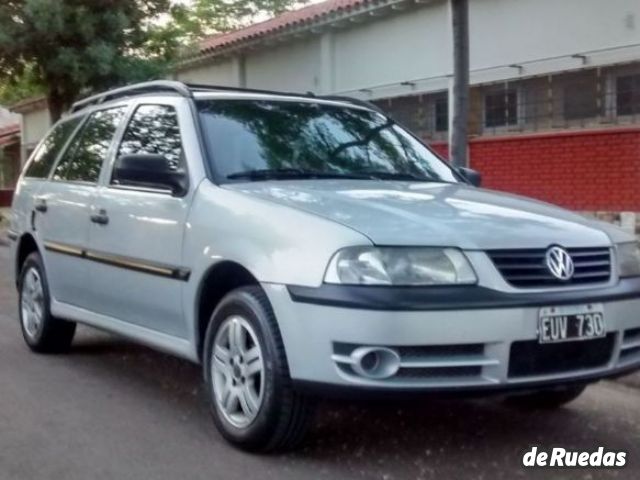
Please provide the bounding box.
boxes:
[181,181,371,352]
[183,181,371,288]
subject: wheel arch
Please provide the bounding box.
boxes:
[15,233,40,287]
[194,260,262,361]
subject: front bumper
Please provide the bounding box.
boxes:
[263,280,640,395]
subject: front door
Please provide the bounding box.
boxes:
[87,102,191,338]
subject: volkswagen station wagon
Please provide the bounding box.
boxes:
[8,81,640,452]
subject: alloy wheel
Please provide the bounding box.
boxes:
[21,267,45,340]
[211,315,265,428]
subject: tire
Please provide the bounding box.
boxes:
[18,252,76,353]
[203,285,315,452]
[504,384,587,409]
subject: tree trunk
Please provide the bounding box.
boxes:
[450,0,469,168]
[46,87,71,123]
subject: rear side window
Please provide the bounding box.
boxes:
[116,104,184,173]
[54,107,126,183]
[24,116,83,178]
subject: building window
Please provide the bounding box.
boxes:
[563,86,598,120]
[433,93,448,132]
[559,69,599,121]
[484,88,519,128]
[373,92,448,140]
[468,62,640,135]
[616,74,640,116]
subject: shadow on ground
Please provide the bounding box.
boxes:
[63,327,639,478]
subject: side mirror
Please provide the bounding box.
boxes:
[457,167,482,187]
[113,154,188,197]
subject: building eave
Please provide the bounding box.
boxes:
[176,0,430,70]
[10,95,48,115]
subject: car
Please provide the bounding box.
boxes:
[7,80,640,452]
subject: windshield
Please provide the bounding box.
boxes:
[197,99,459,183]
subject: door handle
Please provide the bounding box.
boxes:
[90,209,109,225]
[34,198,47,213]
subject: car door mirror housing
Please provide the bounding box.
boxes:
[457,166,482,187]
[113,154,188,196]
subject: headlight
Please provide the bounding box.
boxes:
[617,242,640,278]
[324,247,477,286]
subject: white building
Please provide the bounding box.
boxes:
[173,0,640,226]
[10,0,640,226]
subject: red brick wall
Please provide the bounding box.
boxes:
[0,190,13,207]
[429,142,449,159]
[428,128,640,211]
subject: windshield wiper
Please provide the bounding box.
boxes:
[360,171,442,182]
[227,168,306,180]
[227,168,446,183]
[227,168,370,181]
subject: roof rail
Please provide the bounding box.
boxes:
[70,80,192,113]
[188,83,382,112]
[185,83,306,98]
[69,80,382,114]
[318,95,384,113]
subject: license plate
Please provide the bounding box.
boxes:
[538,304,606,344]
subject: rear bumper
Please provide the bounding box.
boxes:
[263,281,640,395]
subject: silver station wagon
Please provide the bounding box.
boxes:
[8,81,640,452]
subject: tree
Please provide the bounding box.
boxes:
[449,0,469,168]
[169,0,301,46]
[0,1,304,122]
[0,1,176,121]
[0,64,44,106]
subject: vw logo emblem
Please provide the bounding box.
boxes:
[545,246,574,281]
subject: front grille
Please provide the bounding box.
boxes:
[488,247,611,288]
[395,366,482,379]
[619,328,640,365]
[623,327,640,344]
[395,344,484,359]
[508,334,615,378]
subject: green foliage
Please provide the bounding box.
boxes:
[0,65,44,106]
[169,0,303,46]
[0,0,305,119]
[0,0,174,119]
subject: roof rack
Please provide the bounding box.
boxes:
[189,84,375,109]
[185,83,306,98]
[318,95,384,113]
[188,83,380,111]
[70,80,381,114]
[70,80,192,113]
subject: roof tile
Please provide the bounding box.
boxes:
[199,0,368,54]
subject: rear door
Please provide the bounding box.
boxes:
[37,106,127,308]
[12,116,84,279]
[86,100,193,338]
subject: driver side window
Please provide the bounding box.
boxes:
[115,104,184,181]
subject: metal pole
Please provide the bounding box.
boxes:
[450,0,469,167]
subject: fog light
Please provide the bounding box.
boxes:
[350,346,400,379]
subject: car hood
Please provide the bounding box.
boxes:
[224,180,626,249]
